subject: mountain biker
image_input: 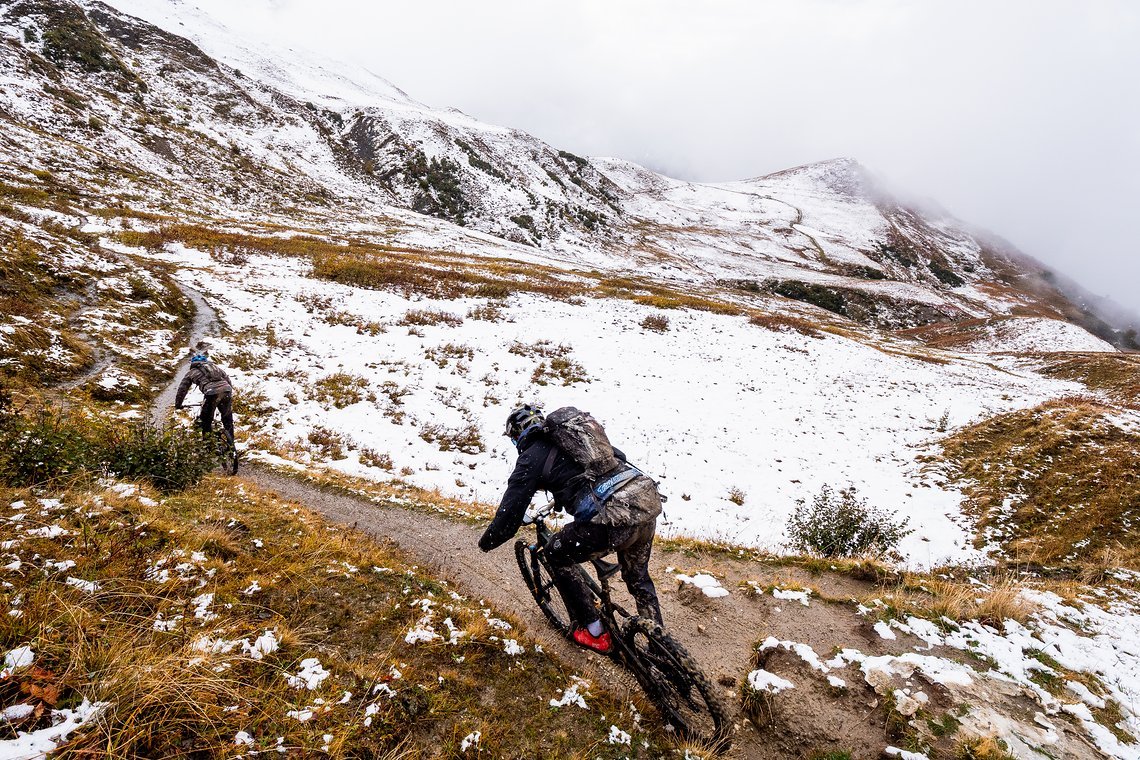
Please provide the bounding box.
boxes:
[478,405,664,654]
[174,349,235,446]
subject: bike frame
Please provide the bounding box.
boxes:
[523,502,642,663]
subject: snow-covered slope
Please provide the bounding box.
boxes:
[1,0,1129,570]
[0,0,1128,345]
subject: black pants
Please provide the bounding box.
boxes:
[546,519,663,626]
[199,392,234,445]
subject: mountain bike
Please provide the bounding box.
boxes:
[515,501,732,750]
[179,403,239,475]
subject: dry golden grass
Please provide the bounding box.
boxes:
[938,398,1140,568]
[869,573,1035,627]
[1035,352,1140,409]
[0,476,667,758]
[955,735,1017,759]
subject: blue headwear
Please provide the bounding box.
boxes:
[190,352,208,364]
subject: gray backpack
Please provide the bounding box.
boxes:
[543,407,620,480]
[543,407,662,526]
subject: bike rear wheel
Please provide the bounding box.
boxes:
[621,616,732,751]
[514,540,573,635]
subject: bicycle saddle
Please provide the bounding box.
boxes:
[591,557,621,580]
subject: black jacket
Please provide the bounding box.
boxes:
[478,432,626,552]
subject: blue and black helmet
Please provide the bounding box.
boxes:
[190,351,209,364]
[505,404,544,446]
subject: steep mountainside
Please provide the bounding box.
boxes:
[3,3,1140,758]
[1,0,1131,344]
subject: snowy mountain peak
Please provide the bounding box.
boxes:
[0,0,1131,345]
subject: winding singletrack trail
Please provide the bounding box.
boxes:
[153,279,932,759]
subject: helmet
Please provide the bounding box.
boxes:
[190,351,209,364]
[505,404,544,446]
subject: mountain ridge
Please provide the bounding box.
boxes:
[2,0,1133,346]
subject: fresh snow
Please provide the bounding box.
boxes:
[132,242,1092,566]
[745,669,795,694]
[673,573,730,598]
[0,699,107,759]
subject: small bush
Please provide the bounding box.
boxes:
[0,403,98,485]
[359,447,393,470]
[727,487,746,506]
[419,423,484,454]
[0,397,215,493]
[531,357,589,386]
[468,302,505,322]
[101,418,217,493]
[785,485,912,558]
[312,372,370,409]
[398,309,462,328]
[307,426,350,460]
[640,314,670,332]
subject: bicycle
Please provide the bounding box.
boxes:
[514,501,732,751]
[179,403,239,475]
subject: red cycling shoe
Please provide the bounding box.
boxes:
[572,627,613,654]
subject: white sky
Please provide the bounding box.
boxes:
[191,0,1140,315]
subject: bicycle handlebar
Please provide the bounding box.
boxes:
[522,500,557,525]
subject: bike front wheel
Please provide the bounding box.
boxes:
[514,540,573,636]
[214,432,239,476]
[620,616,732,751]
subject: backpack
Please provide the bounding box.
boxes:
[543,407,662,526]
[542,407,620,481]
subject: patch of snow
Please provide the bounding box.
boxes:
[772,588,811,606]
[674,572,730,598]
[607,725,632,745]
[550,677,590,709]
[285,658,330,690]
[746,669,795,694]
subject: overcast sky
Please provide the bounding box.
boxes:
[192,0,1140,315]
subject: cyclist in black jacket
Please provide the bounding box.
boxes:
[479,405,663,653]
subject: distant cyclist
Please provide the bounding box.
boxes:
[174,349,235,446]
[479,405,664,654]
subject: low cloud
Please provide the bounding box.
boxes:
[192,0,1140,315]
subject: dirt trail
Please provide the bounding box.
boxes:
[150,279,218,425]
[242,466,890,759]
[153,281,1087,759]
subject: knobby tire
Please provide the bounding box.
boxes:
[515,540,732,751]
[514,540,572,635]
[620,617,732,751]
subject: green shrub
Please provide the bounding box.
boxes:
[0,403,97,485]
[771,280,847,316]
[101,418,216,493]
[0,395,215,493]
[785,485,912,558]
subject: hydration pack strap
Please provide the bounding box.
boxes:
[541,446,558,481]
[593,466,641,501]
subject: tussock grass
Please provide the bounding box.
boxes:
[938,398,1140,568]
[868,573,1035,627]
[0,478,664,757]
